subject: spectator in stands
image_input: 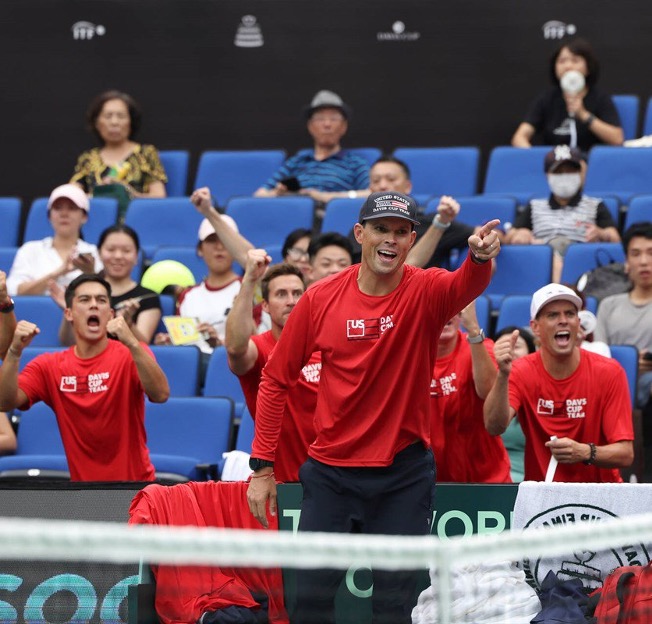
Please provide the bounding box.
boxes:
[226,256,316,482]
[595,222,652,412]
[0,274,169,481]
[155,188,256,358]
[247,191,501,623]
[254,90,369,205]
[7,184,102,297]
[493,326,536,482]
[281,228,312,279]
[505,146,620,282]
[348,156,473,268]
[57,225,161,345]
[511,37,624,152]
[430,300,511,483]
[484,283,634,482]
[306,232,353,284]
[0,271,17,455]
[70,90,167,219]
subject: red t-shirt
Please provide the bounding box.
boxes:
[18,340,156,482]
[238,331,320,482]
[509,350,633,482]
[430,332,511,483]
[253,256,492,467]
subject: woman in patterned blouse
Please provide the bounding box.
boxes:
[70,90,167,217]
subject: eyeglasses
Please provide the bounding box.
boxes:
[286,247,309,261]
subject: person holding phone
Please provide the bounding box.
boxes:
[7,184,102,297]
[254,90,369,205]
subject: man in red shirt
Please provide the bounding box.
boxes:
[247,191,501,623]
[484,283,634,482]
[431,300,511,483]
[225,254,318,482]
[0,274,170,481]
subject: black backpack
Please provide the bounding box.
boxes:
[576,249,630,303]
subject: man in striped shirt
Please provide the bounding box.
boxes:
[254,90,369,205]
[505,145,620,281]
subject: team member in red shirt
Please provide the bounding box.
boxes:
[431,300,511,483]
[0,274,170,481]
[247,192,501,624]
[226,254,319,482]
[484,283,633,482]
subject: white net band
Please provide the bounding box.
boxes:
[1,511,652,570]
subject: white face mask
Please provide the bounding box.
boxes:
[547,173,582,199]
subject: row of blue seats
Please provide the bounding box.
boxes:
[2,187,650,264]
[0,396,243,482]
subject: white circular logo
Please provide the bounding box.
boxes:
[392,21,405,34]
[96,25,105,36]
[566,24,577,35]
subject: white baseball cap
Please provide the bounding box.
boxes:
[530,283,583,320]
[198,214,238,242]
[47,184,90,213]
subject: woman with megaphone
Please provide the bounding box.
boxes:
[511,38,624,154]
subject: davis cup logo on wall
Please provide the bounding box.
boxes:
[377,21,420,42]
[235,15,264,48]
[71,21,106,40]
[542,20,577,40]
[520,503,650,591]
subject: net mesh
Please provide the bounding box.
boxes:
[1,512,652,624]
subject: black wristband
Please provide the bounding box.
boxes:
[584,113,595,126]
[0,298,14,314]
[583,442,597,465]
[249,457,274,471]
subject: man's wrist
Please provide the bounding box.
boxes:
[432,214,451,230]
[583,442,597,465]
[249,457,274,472]
[7,346,21,359]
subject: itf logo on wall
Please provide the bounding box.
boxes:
[542,20,577,40]
[71,21,106,40]
[234,15,264,48]
[377,21,420,42]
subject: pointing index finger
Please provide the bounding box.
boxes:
[477,219,501,240]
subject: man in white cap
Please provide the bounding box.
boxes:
[484,283,633,483]
[254,90,369,204]
[154,193,248,353]
[7,184,101,296]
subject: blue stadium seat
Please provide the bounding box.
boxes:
[13,297,63,347]
[392,147,480,198]
[194,150,286,208]
[485,245,553,309]
[471,295,491,334]
[483,146,552,206]
[610,344,638,407]
[346,147,382,167]
[145,396,234,481]
[150,246,206,283]
[494,295,532,333]
[428,196,517,230]
[321,198,361,235]
[0,247,18,273]
[124,197,203,259]
[202,346,246,419]
[612,95,640,141]
[560,242,626,285]
[24,197,118,246]
[159,150,190,197]
[584,147,652,205]
[600,195,621,224]
[149,345,201,396]
[0,403,69,479]
[623,195,652,231]
[225,197,314,249]
[155,294,177,334]
[0,198,21,246]
[234,406,255,453]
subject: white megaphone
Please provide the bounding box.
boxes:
[560,70,586,95]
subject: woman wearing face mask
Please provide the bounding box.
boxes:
[505,145,620,282]
[511,38,623,152]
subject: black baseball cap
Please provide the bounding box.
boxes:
[544,145,583,173]
[358,192,420,225]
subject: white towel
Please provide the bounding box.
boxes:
[511,481,652,591]
[219,450,252,481]
[412,560,540,624]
